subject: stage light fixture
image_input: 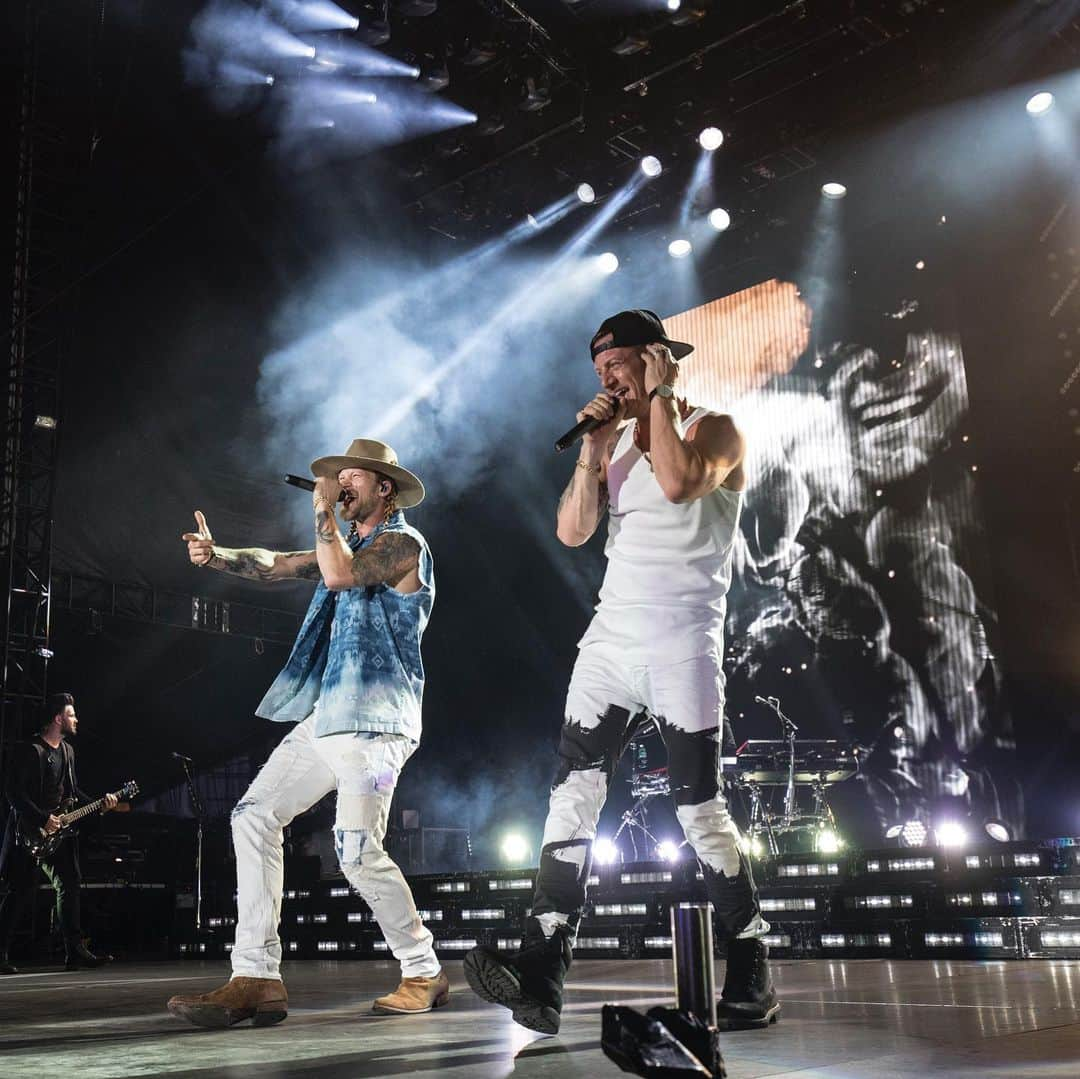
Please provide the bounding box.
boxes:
[984,819,1012,843]
[1026,91,1054,116]
[656,839,680,863]
[667,0,681,9]
[597,252,620,274]
[519,76,551,112]
[34,415,57,430]
[577,183,596,204]
[668,239,692,258]
[708,207,730,232]
[884,824,903,840]
[822,182,847,199]
[500,833,530,864]
[698,126,723,151]
[815,828,843,854]
[594,838,619,865]
[900,819,928,847]
[640,155,662,178]
[935,820,969,849]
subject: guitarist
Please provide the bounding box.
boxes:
[0,693,118,974]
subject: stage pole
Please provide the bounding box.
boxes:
[670,901,717,1027]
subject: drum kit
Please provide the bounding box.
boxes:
[615,697,858,860]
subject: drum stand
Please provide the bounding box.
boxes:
[612,790,664,862]
[739,697,843,855]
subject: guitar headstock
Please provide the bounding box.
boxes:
[118,779,139,801]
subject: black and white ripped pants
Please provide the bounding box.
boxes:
[531,641,768,944]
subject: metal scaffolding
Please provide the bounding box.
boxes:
[52,571,303,647]
[1,2,92,770]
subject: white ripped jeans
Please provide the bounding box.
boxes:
[229,713,439,981]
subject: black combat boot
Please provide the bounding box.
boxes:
[463,916,573,1034]
[716,937,780,1030]
[65,941,109,971]
[0,951,17,976]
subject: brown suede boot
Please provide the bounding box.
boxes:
[167,976,289,1029]
[372,970,450,1014]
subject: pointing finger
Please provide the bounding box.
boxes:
[194,510,210,539]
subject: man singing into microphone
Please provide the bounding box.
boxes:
[464,310,778,1034]
[167,440,448,1028]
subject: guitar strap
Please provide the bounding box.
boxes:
[61,739,77,805]
[27,737,77,815]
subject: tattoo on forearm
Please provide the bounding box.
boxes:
[557,475,576,515]
[350,533,419,587]
[212,549,277,582]
[293,561,322,581]
[557,468,608,520]
[315,509,337,546]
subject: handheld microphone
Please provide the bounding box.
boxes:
[555,415,606,454]
[555,394,627,453]
[284,474,346,502]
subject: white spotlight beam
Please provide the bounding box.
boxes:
[191,2,316,63]
[373,175,647,437]
[679,147,715,226]
[268,0,360,32]
[303,38,419,78]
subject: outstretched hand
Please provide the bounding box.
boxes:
[181,510,215,567]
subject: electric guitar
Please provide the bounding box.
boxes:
[18,780,139,861]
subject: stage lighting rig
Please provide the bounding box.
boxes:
[698,126,723,151]
[500,833,530,864]
[708,207,730,231]
[356,0,390,46]
[822,181,847,199]
[640,155,662,177]
[668,238,692,258]
[394,0,437,16]
[669,4,706,27]
[935,820,969,849]
[612,32,650,58]
[594,838,619,865]
[577,183,596,204]
[1026,91,1054,116]
[656,840,681,862]
[598,252,620,274]
[417,49,450,92]
[519,75,552,112]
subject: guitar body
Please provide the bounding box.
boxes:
[16,780,139,863]
[19,811,71,861]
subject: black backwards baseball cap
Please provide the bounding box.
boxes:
[589,309,694,362]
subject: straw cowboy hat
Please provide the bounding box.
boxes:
[310,439,425,509]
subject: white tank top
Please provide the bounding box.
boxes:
[578,407,742,665]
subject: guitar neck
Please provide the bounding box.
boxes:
[59,797,107,826]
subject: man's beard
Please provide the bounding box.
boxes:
[344,494,380,522]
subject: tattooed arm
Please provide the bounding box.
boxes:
[311,482,420,592]
[183,510,320,582]
[205,548,321,582]
[555,421,619,547]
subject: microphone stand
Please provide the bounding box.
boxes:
[178,756,205,932]
[760,697,800,829]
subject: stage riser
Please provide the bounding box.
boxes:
[175,842,1080,961]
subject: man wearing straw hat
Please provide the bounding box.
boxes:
[167,439,447,1028]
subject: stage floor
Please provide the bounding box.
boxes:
[1,957,1078,1078]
